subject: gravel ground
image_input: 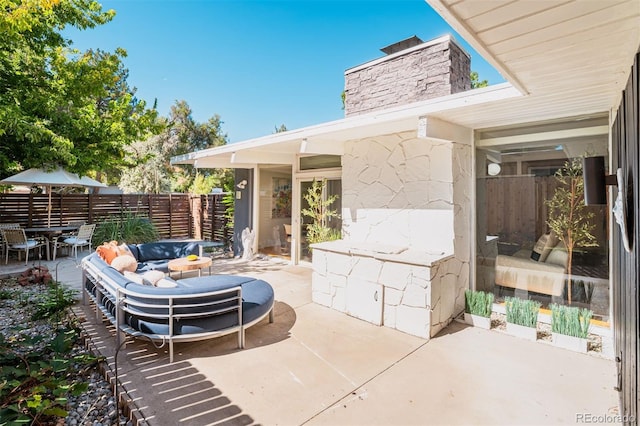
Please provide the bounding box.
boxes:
[0,279,131,426]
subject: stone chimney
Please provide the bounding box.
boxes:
[344,35,471,117]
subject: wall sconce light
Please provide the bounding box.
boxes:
[487,163,501,176]
[583,156,616,205]
[236,179,247,190]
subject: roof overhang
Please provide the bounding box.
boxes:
[171,83,520,168]
[425,0,640,128]
[172,1,640,169]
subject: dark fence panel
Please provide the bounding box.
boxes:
[0,193,228,242]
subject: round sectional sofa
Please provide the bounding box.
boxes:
[81,242,275,363]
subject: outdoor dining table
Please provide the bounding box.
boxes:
[24,226,80,260]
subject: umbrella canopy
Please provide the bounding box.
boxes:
[76,175,108,188]
[0,167,107,226]
[0,167,84,187]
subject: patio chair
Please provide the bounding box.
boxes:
[59,223,96,259]
[2,228,49,265]
[0,223,21,259]
[51,220,86,260]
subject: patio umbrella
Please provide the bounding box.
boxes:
[0,167,106,226]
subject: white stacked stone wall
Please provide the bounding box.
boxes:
[312,128,472,339]
[313,245,462,338]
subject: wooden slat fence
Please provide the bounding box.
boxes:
[0,193,229,243]
[484,175,607,250]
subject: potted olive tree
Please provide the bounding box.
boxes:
[550,304,592,353]
[505,297,540,341]
[464,289,494,329]
[546,158,598,304]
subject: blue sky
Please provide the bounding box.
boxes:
[65,0,504,143]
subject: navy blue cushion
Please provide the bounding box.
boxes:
[125,278,274,336]
[136,260,170,273]
[177,275,257,290]
[134,242,199,262]
[241,279,275,324]
[126,244,140,260]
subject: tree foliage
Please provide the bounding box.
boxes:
[119,100,230,194]
[301,179,341,247]
[470,71,488,89]
[546,158,598,304]
[0,0,158,179]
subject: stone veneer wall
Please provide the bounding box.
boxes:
[312,129,472,338]
[344,36,471,117]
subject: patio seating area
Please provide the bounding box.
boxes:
[0,253,620,425]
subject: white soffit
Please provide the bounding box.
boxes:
[426,0,640,129]
[171,84,519,168]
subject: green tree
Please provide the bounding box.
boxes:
[470,71,488,89]
[546,158,598,304]
[189,172,220,195]
[274,124,287,133]
[0,0,158,178]
[119,100,229,194]
[301,179,341,248]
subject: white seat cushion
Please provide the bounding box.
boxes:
[10,240,38,249]
[63,237,87,244]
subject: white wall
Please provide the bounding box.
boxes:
[339,128,472,318]
[342,131,467,254]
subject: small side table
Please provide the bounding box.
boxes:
[167,256,213,278]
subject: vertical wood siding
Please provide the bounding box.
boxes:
[612,50,639,425]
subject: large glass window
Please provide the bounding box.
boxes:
[475,118,610,322]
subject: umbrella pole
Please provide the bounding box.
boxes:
[47,186,52,228]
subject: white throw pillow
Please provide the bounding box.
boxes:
[155,278,178,288]
[123,271,148,285]
[142,270,166,286]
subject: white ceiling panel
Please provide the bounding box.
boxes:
[426,0,640,129]
[449,0,514,21]
[467,1,567,33]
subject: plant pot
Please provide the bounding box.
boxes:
[464,313,491,329]
[506,322,537,342]
[552,333,588,353]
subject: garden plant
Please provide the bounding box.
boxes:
[301,179,341,248]
[0,281,104,424]
[550,304,593,338]
[464,290,494,318]
[505,297,541,328]
[93,211,159,245]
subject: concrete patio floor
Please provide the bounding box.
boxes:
[1,254,622,425]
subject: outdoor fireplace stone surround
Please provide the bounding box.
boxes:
[312,130,472,339]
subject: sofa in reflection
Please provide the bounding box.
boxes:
[495,233,569,297]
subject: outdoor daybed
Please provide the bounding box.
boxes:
[81,242,275,363]
[494,234,568,298]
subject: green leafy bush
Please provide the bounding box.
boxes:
[0,284,101,425]
[94,211,159,244]
[550,304,593,338]
[32,285,77,321]
[464,290,494,318]
[505,297,541,328]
